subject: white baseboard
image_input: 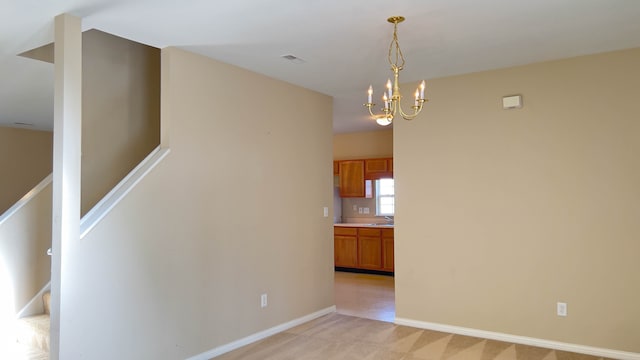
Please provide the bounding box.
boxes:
[16,281,50,318]
[186,306,336,360]
[395,317,640,360]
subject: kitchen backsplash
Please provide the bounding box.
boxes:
[340,196,392,224]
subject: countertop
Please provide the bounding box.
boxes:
[334,223,394,228]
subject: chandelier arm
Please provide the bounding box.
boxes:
[397,104,420,121]
[366,105,378,118]
[396,99,427,121]
[365,103,391,119]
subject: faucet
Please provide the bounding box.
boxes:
[384,216,394,224]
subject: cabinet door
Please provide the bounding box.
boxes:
[334,236,358,268]
[364,158,393,180]
[358,228,382,270]
[382,237,394,271]
[358,236,382,270]
[382,228,394,271]
[339,160,365,197]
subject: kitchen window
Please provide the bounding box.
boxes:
[376,178,395,215]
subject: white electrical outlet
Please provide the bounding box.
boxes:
[557,302,567,317]
[261,294,268,308]
[363,207,370,214]
[358,207,363,214]
[323,207,329,217]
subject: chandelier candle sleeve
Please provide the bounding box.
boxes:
[363,16,428,125]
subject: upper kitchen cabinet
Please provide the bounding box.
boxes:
[339,160,365,197]
[364,158,393,180]
[336,157,393,197]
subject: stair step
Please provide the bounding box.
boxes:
[16,314,50,354]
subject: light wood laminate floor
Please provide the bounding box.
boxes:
[334,271,395,322]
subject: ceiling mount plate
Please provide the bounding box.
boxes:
[387,16,405,24]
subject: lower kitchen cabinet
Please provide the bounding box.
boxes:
[334,227,358,268]
[334,226,394,273]
[358,228,382,270]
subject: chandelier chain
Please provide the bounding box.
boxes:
[388,22,405,70]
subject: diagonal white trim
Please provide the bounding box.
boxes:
[185,306,336,360]
[394,317,640,360]
[80,146,170,239]
[0,174,52,227]
[16,281,51,318]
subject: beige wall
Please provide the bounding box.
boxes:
[0,182,51,315]
[395,48,640,353]
[333,129,393,160]
[59,48,334,359]
[0,127,52,215]
[81,30,160,215]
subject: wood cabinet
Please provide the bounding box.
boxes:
[334,226,394,273]
[335,158,393,197]
[364,158,393,180]
[334,227,358,268]
[338,160,365,197]
[358,228,382,270]
[382,228,394,272]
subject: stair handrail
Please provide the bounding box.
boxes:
[80,146,170,239]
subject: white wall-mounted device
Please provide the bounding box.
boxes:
[502,95,523,109]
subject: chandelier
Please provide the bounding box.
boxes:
[364,16,427,126]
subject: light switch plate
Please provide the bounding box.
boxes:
[557,302,567,316]
[323,207,329,217]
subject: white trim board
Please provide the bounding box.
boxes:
[0,174,52,227]
[16,281,51,318]
[395,317,640,360]
[186,306,336,360]
[80,146,170,238]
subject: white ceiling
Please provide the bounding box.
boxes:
[2,0,640,133]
